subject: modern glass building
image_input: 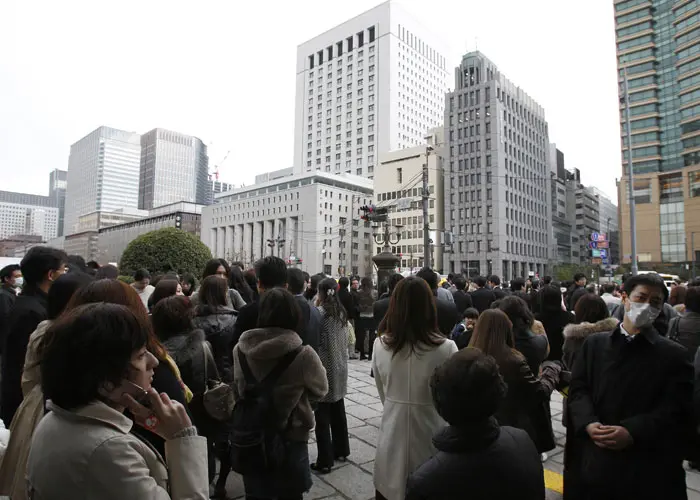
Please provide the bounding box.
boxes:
[615,0,700,267]
[48,169,67,236]
[139,128,209,210]
[64,127,141,237]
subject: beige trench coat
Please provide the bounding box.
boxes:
[27,401,209,500]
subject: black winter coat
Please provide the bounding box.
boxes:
[373,297,390,325]
[434,298,461,338]
[337,288,358,321]
[494,351,559,453]
[492,287,510,300]
[163,329,223,439]
[567,285,587,311]
[0,286,16,354]
[536,309,575,361]
[1,289,48,426]
[566,325,693,500]
[514,328,549,376]
[193,306,237,383]
[470,287,496,314]
[406,419,544,500]
[451,290,473,315]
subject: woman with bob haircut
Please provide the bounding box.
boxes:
[65,279,192,457]
[468,309,561,456]
[371,277,457,500]
[26,303,208,498]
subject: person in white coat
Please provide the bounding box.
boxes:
[27,302,209,500]
[371,277,458,500]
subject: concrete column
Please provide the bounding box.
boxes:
[225,226,234,261]
[243,223,253,268]
[209,229,217,255]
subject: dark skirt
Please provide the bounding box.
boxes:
[243,440,312,497]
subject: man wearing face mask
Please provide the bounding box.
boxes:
[1,247,68,426]
[565,273,693,500]
[0,264,22,322]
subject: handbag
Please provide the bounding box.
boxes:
[347,321,356,347]
[202,342,235,421]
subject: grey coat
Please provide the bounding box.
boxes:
[317,306,349,403]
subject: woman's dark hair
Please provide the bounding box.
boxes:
[41,303,150,410]
[198,275,228,309]
[203,259,227,279]
[47,272,93,320]
[685,286,700,313]
[228,266,254,303]
[152,296,195,341]
[497,295,534,334]
[430,347,507,425]
[574,294,609,324]
[95,265,119,280]
[148,279,180,310]
[378,277,444,357]
[243,269,259,300]
[468,309,516,365]
[65,279,166,360]
[377,278,389,298]
[338,277,350,289]
[669,285,687,307]
[512,290,532,310]
[539,285,564,314]
[180,273,197,297]
[318,278,347,324]
[304,273,324,301]
[360,277,373,290]
[257,288,301,331]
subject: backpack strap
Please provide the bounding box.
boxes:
[236,346,303,389]
[669,316,681,342]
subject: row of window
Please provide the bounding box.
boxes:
[308,27,376,69]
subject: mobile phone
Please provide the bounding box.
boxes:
[101,380,151,409]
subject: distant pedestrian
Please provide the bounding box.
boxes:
[567,273,587,311]
[487,274,509,300]
[0,264,22,345]
[536,285,575,361]
[372,277,457,500]
[470,276,496,314]
[416,268,461,337]
[498,296,549,376]
[373,273,403,326]
[599,283,621,313]
[451,275,473,314]
[355,277,377,360]
[450,307,479,350]
[406,348,545,500]
[132,269,155,308]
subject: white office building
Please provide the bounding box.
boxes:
[0,191,59,241]
[64,126,141,236]
[202,170,374,276]
[293,0,449,180]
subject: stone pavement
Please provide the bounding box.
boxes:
[220,358,700,499]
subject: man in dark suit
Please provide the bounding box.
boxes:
[287,268,320,353]
[1,246,67,425]
[373,273,404,325]
[470,276,496,314]
[416,268,460,337]
[451,276,473,314]
[487,275,509,300]
[233,257,319,353]
[566,273,692,500]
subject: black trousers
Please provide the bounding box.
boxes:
[314,399,350,467]
[355,317,376,359]
[246,496,301,500]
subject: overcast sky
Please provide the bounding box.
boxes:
[0,0,621,200]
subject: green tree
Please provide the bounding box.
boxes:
[119,228,212,278]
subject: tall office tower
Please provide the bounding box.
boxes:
[444,51,551,281]
[615,0,700,266]
[293,0,449,180]
[0,191,59,241]
[64,127,141,236]
[139,128,209,210]
[548,145,577,265]
[48,169,67,236]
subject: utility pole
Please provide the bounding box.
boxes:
[623,67,639,276]
[423,147,432,269]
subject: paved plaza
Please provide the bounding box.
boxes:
[220,358,700,500]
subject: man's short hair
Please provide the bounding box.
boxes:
[473,276,487,288]
[601,283,615,294]
[685,286,700,314]
[416,267,438,290]
[454,276,467,291]
[338,276,350,289]
[463,307,479,319]
[623,273,669,303]
[487,275,500,286]
[510,278,525,292]
[287,268,306,295]
[254,256,288,289]
[134,269,151,282]
[66,255,87,273]
[387,273,404,294]
[574,273,586,282]
[430,348,506,425]
[21,246,67,288]
[542,276,552,285]
[0,264,20,284]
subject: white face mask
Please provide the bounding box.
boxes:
[626,302,661,328]
[13,277,23,289]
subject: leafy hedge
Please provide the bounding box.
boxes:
[119,227,212,278]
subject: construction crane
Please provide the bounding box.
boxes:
[208,150,230,181]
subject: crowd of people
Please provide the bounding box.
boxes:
[0,247,698,499]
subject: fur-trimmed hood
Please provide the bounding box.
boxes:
[563,317,619,340]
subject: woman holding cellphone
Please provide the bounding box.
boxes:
[26,303,209,499]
